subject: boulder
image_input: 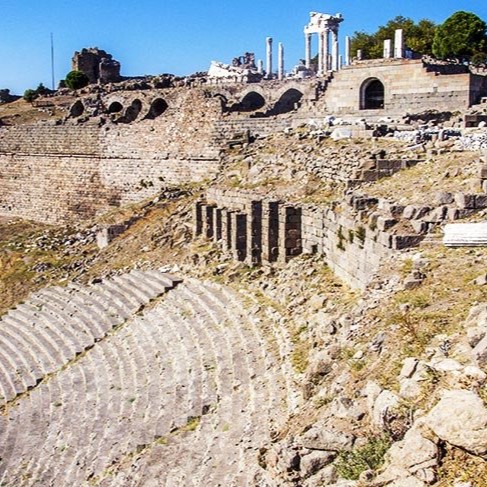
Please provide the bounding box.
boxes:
[372,390,400,429]
[424,390,487,456]
[300,423,355,452]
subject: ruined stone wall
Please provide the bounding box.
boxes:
[203,188,402,289]
[324,59,478,114]
[0,90,222,223]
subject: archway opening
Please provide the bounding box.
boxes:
[267,88,303,116]
[108,101,123,113]
[228,91,266,113]
[69,100,84,118]
[118,99,142,123]
[361,79,385,110]
[145,98,168,119]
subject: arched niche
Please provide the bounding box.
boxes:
[361,78,385,110]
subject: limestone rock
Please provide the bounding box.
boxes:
[424,390,487,456]
[300,450,336,479]
[372,390,399,429]
[300,423,355,452]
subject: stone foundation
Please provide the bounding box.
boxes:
[195,188,426,289]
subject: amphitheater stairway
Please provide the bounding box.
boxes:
[0,271,298,486]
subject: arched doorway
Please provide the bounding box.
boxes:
[228,91,266,113]
[361,78,385,110]
[267,88,304,116]
[145,98,168,119]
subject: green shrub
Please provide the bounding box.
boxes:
[335,436,391,480]
[65,70,89,90]
[23,89,38,103]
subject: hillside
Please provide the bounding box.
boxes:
[1,114,487,486]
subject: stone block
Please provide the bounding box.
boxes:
[391,235,424,250]
[454,192,476,209]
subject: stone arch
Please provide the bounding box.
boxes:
[117,99,143,123]
[144,98,168,119]
[267,88,304,116]
[108,101,124,113]
[360,78,385,110]
[69,100,84,118]
[228,91,266,113]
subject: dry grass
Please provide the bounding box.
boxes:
[365,151,481,205]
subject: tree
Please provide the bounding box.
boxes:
[23,89,38,103]
[65,70,89,90]
[432,11,487,61]
[350,16,437,60]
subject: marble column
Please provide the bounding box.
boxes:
[257,59,264,74]
[383,39,392,58]
[394,29,404,58]
[323,29,330,72]
[266,37,273,79]
[305,33,312,69]
[332,29,339,71]
[278,42,284,80]
[345,36,351,66]
[318,31,324,75]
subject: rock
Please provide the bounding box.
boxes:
[428,358,463,373]
[472,334,487,369]
[300,450,336,479]
[435,191,454,205]
[372,390,400,429]
[473,274,487,286]
[308,294,327,310]
[300,423,355,452]
[424,390,487,455]
[400,358,419,379]
[303,464,338,486]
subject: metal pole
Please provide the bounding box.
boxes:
[50,33,55,91]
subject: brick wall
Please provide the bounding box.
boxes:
[0,90,223,223]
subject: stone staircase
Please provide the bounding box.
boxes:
[0,273,296,486]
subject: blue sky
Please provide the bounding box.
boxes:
[1,0,487,94]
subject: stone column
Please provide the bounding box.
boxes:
[318,31,324,75]
[261,201,280,263]
[257,59,264,74]
[344,36,351,66]
[357,49,363,61]
[266,37,273,79]
[394,29,404,58]
[231,212,247,261]
[214,208,223,242]
[202,204,216,239]
[194,201,203,237]
[305,33,312,69]
[383,39,392,58]
[278,43,284,80]
[246,201,263,266]
[332,29,339,71]
[221,209,232,251]
[278,205,302,263]
[323,29,330,72]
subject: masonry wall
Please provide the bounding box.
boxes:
[324,59,478,115]
[204,188,398,289]
[0,90,222,223]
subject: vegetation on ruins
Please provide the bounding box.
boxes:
[64,70,90,90]
[22,83,52,103]
[432,11,487,62]
[350,16,437,59]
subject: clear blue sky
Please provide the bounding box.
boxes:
[1,0,487,94]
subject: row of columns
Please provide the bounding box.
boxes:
[266,37,285,80]
[194,201,302,265]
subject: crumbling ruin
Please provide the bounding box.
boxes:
[71,47,121,84]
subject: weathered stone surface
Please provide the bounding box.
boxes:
[372,390,400,429]
[300,450,336,478]
[300,423,355,451]
[424,390,487,455]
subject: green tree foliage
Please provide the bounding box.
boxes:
[432,11,487,61]
[65,70,90,90]
[23,89,38,103]
[351,16,437,60]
